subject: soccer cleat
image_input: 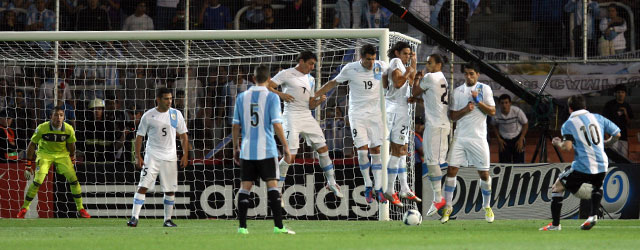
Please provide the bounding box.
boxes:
[274,226,296,235]
[539,222,562,231]
[78,209,91,218]
[383,192,403,207]
[441,206,453,224]
[237,228,249,234]
[163,220,177,227]
[399,190,422,203]
[127,217,138,227]
[426,197,446,216]
[376,189,388,203]
[364,186,374,203]
[581,216,597,230]
[326,183,344,198]
[16,208,27,219]
[484,207,494,223]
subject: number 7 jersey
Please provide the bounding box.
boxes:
[561,109,620,174]
[332,60,389,117]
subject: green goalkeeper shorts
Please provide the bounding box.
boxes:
[34,153,77,184]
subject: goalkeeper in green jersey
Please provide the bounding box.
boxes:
[16,106,91,219]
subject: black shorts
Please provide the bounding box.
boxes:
[240,158,279,182]
[558,168,605,194]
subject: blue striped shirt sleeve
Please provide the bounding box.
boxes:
[232,93,243,125]
[597,114,621,136]
[269,93,282,124]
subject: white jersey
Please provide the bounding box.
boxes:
[332,60,389,117]
[137,107,188,161]
[385,58,410,114]
[450,82,495,140]
[420,71,450,128]
[271,67,315,114]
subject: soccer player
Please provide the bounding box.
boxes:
[540,95,620,231]
[268,51,342,198]
[382,41,420,207]
[411,54,449,216]
[17,106,90,219]
[233,65,294,235]
[128,87,190,227]
[315,44,389,203]
[441,62,496,224]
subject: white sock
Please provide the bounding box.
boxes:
[386,155,400,193]
[357,150,372,187]
[480,178,492,208]
[278,157,291,189]
[427,164,444,201]
[398,156,410,193]
[444,176,457,206]
[370,154,383,191]
[164,194,175,222]
[132,192,145,219]
[319,152,336,186]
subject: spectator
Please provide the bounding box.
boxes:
[0,78,9,111]
[0,10,23,31]
[9,89,36,150]
[44,86,76,127]
[333,0,351,29]
[155,0,179,30]
[406,0,430,40]
[358,0,390,28]
[492,94,528,163]
[413,116,425,198]
[105,0,122,30]
[565,0,600,57]
[433,0,469,41]
[199,0,232,30]
[532,0,566,56]
[0,109,19,162]
[123,1,154,31]
[26,0,55,31]
[174,67,203,121]
[95,42,122,88]
[280,0,313,29]
[170,6,187,30]
[224,66,249,124]
[602,85,633,158]
[262,5,276,29]
[124,67,156,111]
[60,0,79,30]
[476,0,492,15]
[38,77,72,114]
[76,0,111,31]
[245,1,265,29]
[599,5,627,56]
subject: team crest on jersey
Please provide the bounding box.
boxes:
[373,63,382,80]
[171,113,176,120]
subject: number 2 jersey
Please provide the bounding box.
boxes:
[137,107,188,161]
[419,71,450,128]
[332,60,389,118]
[561,109,620,174]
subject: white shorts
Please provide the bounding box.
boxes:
[349,113,384,149]
[387,112,410,145]
[138,155,178,192]
[423,126,450,165]
[283,113,326,150]
[447,137,490,170]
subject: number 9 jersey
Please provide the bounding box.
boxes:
[561,110,620,174]
[137,107,188,161]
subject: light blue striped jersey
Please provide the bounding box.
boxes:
[561,110,620,174]
[232,86,283,160]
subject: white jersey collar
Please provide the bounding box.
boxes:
[250,86,268,91]
[569,109,589,118]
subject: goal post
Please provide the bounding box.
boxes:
[0,29,420,221]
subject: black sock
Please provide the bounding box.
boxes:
[238,192,250,229]
[590,189,603,217]
[268,189,283,229]
[551,195,563,226]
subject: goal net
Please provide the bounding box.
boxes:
[0,29,420,221]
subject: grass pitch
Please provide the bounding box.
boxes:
[1,219,639,249]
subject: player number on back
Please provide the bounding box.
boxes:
[363,80,373,90]
[579,124,600,146]
[250,103,260,127]
[440,84,448,105]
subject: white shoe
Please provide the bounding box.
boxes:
[539,222,562,231]
[399,190,422,203]
[326,183,344,198]
[485,207,494,223]
[581,216,597,230]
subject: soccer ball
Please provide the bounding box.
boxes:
[402,209,422,226]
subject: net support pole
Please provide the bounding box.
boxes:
[184,0,191,122]
[315,0,323,124]
[582,0,588,63]
[378,29,390,221]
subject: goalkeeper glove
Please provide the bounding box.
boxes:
[24,161,33,180]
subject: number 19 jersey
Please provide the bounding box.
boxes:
[332,60,389,117]
[419,71,450,128]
